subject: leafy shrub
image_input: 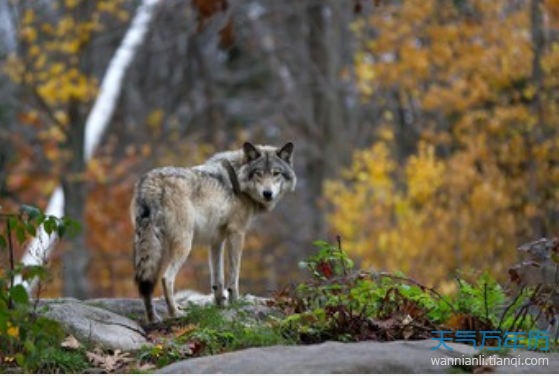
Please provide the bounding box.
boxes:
[277,238,555,348]
[0,204,83,372]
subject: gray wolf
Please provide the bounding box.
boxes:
[131,142,296,323]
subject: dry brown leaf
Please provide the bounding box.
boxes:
[86,350,106,369]
[172,324,198,338]
[60,335,81,350]
[137,363,157,371]
[86,348,133,372]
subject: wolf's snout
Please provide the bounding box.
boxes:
[262,190,273,201]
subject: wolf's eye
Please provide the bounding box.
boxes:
[255,170,264,178]
[272,170,282,177]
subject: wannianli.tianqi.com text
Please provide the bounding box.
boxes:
[431,355,549,367]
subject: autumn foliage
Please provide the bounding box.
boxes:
[2,0,559,299]
[327,0,559,289]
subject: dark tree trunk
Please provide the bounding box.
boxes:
[306,0,347,240]
[61,98,90,299]
[528,0,545,238]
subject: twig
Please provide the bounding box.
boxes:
[103,321,150,340]
[484,282,489,323]
[498,284,526,331]
[378,272,457,313]
[7,219,15,309]
[336,235,348,277]
[508,284,541,333]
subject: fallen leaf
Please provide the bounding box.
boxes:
[172,324,198,338]
[61,335,81,349]
[86,350,106,368]
[86,348,133,372]
[137,363,156,371]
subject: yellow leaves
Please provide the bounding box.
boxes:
[56,16,76,36]
[97,1,118,13]
[49,63,65,76]
[20,27,38,43]
[355,61,375,96]
[326,122,544,286]
[405,143,444,204]
[7,324,19,339]
[116,10,130,22]
[6,0,132,117]
[64,0,81,9]
[22,9,35,25]
[349,142,395,196]
[38,124,67,143]
[19,109,42,127]
[3,54,25,82]
[147,109,165,133]
[1,321,20,340]
[37,64,98,106]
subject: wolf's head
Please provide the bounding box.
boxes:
[238,142,296,210]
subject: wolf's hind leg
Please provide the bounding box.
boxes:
[143,293,161,323]
[226,231,245,304]
[210,242,226,306]
[162,241,191,318]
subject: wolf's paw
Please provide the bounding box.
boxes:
[214,295,227,307]
[212,285,227,307]
[227,288,239,304]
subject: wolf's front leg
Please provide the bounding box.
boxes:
[210,242,226,306]
[226,231,245,304]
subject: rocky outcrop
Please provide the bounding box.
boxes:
[160,340,559,374]
[36,291,276,352]
[39,301,149,351]
[37,295,559,374]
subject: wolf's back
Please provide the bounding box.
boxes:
[132,177,164,298]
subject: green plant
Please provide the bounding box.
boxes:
[0,204,81,372]
[29,346,89,373]
[277,238,556,349]
[180,304,295,355]
[138,303,295,368]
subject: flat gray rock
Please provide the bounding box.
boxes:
[160,340,559,374]
[84,298,168,320]
[85,291,277,322]
[39,301,149,351]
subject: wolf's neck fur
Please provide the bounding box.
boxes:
[207,149,245,168]
[220,160,242,195]
[212,152,268,214]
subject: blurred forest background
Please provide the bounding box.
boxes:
[1,0,559,299]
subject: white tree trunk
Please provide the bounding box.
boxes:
[17,0,161,291]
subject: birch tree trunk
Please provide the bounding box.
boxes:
[18,0,161,295]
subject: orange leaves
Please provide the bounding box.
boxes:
[191,0,234,49]
[352,0,385,14]
[192,0,228,31]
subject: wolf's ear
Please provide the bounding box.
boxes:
[277,142,294,165]
[243,142,261,162]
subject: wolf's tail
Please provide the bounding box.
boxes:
[132,194,163,299]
